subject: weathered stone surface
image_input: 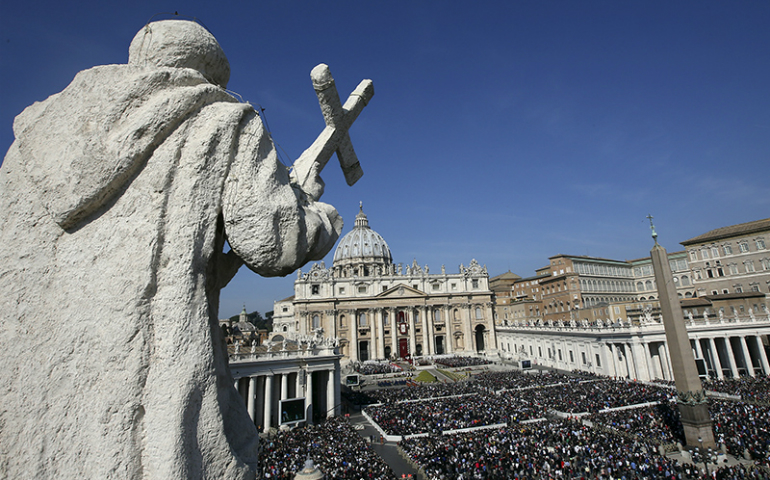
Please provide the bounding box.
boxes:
[0,20,351,479]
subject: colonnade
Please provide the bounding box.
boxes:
[500,327,770,382]
[233,366,340,431]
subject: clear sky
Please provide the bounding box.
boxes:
[2,1,768,319]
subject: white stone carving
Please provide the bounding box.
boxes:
[0,19,372,480]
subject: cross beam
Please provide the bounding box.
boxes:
[291,64,374,191]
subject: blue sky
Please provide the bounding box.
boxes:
[2,1,769,318]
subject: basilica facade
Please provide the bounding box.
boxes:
[272,206,496,363]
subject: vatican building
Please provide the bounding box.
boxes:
[272,205,496,363]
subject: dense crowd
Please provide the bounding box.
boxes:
[514,380,674,413]
[399,418,770,480]
[705,377,770,404]
[587,402,686,445]
[258,416,395,479]
[365,393,547,436]
[355,361,404,375]
[435,356,493,368]
[711,399,770,466]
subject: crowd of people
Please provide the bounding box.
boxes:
[587,402,686,446]
[355,361,404,376]
[704,377,770,404]
[263,361,770,479]
[435,356,493,368]
[257,416,395,479]
[399,418,770,480]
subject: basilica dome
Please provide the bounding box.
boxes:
[333,204,393,268]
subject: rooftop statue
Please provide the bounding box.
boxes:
[0,20,372,479]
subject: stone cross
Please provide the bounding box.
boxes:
[292,64,374,191]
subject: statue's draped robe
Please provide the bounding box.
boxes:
[0,65,339,479]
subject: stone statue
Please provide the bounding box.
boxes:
[0,20,373,480]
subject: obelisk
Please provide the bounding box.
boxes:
[648,215,715,448]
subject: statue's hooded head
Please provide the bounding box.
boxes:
[128,20,230,88]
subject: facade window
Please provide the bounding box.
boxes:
[757,238,766,250]
[701,249,709,259]
[762,258,770,270]
[751,284,760,292]
[711,247,719,258]
[451,283,457,291]
[724,244,733,255]
[358,312,367,327]
[339,315,346,327]
[339,287,345,295]
[312,314,320,329]
[689,250,697,261]
[739,242,750,253]
[358,285,367,294]
[432,283,440,291]
[383,313,389,326]
[681,276,691,286]
[472,279,479,289]
[311,285,320,295]
[475,307,482,319]
[735,285,743,293]
[434,310,441,323]
[745,261,756,273]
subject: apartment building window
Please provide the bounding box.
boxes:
[724,244,733,255]
[745,261,756,273]
[739,242,750,253]
[690,250,697,261]
[729,263,739,275]
[735,285,744,293]
[711,247,720,258]
[757,238,766,250]
[701,249,709,259]
[762,258,770,270]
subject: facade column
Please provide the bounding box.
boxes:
[334,365,341,416]
[306,371,314,424]
[660,342,674,380]
[724,337,740,378]
[445,306,454,354]
[420,306,429,355]
[375,308,385,360]
[708,337,724,379]
[349,310,358,362]
[263,374,274,431]
[754,335,770,375]
[409,308,417,357]
[247,376,257,422]
[326,369,336,419]
[739,336,756,377]
[427,307,436,355]
[389,308,398,360]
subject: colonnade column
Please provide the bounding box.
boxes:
[607,344,617,377]
[247,376,257,421]
[326,369,336,419]
[708,337,724,379]
[306,371,314,424]
[626,342,639,379]
[724,337,740,378]
[263,374,274,431]
[642,343,654,381]
[754,335,770,375]
[739,336,756,377]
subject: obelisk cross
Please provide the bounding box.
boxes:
[291,64,374,194]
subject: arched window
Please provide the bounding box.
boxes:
[312,314,320,329]
[645,280,653,290]
[475,307,482,319]
[681,276,690,286]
